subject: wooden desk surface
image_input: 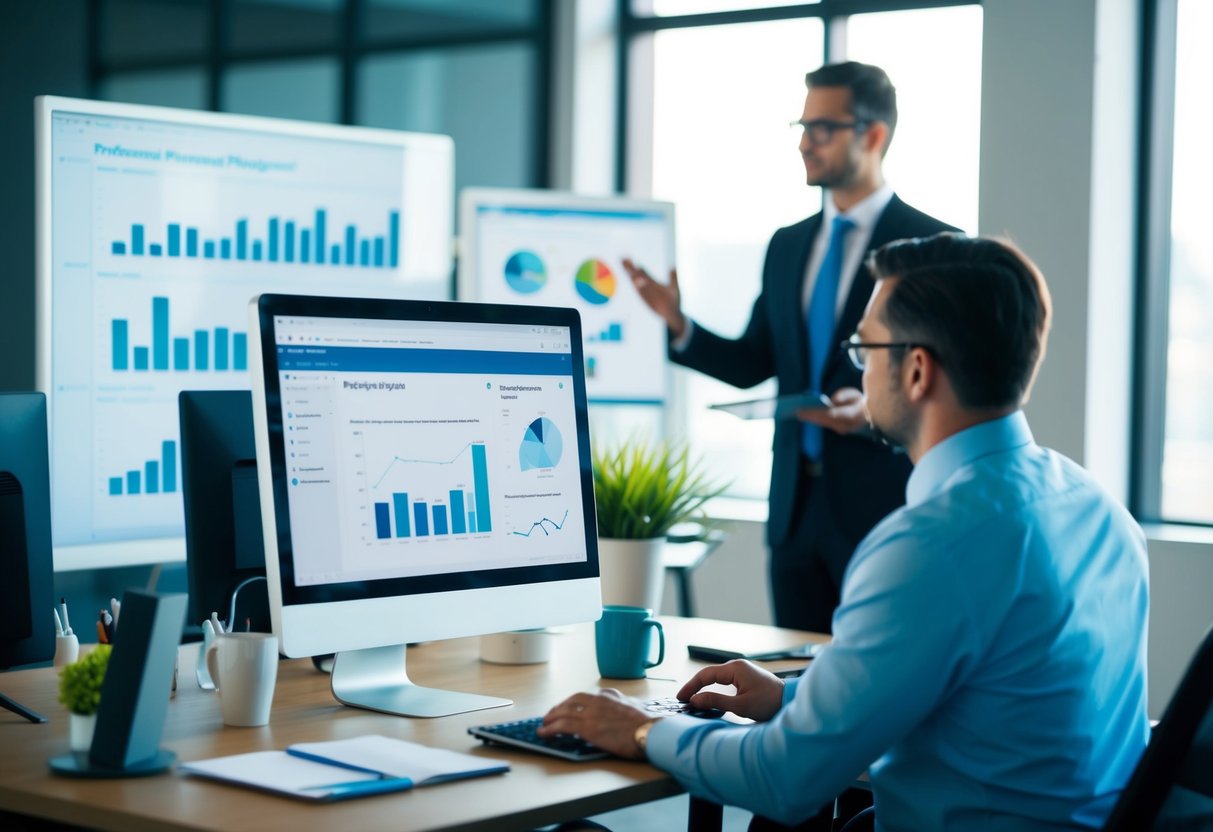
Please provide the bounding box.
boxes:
[0,617,821,832]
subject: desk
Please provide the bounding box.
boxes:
[0,617,821,832]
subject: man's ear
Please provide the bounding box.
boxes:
[902,346,936,403]
[863,120,889,155]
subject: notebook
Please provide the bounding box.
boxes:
[179,734,509,801]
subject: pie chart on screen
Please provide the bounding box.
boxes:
[504,250,547,294]
[574,258,616,305]
[519,417,563,471]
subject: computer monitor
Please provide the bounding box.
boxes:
[178,390,270,634]
[248,293,600,717]
[35,96,455,572]
[0,393,55,723]
[458,188,674,404]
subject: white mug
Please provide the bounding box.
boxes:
[205,632,278,727]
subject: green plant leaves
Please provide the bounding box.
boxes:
[592,440,728,540]
[58,644,111,716]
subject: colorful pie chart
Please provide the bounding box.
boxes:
[574,258,616,305]
[520,417,563,471]
[504,250,547,294]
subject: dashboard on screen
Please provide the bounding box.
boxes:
[35,96,454,570]
[458,188,674,405]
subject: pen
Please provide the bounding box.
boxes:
[211,611,224,634]
[96,619,108,644]
[110,597,121,631]
[53,608,64,637]
[101,610,114,643]
[59,597,71,635]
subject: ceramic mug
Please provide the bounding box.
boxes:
[205,632,278,727]
[595,605,665,679]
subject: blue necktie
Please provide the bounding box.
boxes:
[802,215,855,460]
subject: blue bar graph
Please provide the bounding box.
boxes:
[472,444,492,532]
[469,511,477,533]
[108,207,401,269]
[413,501,429,536]
[374,503,391,539]
[450,490,466,534]
[110,439,178,497]
[393,493,410,537]
[111,296,245,373]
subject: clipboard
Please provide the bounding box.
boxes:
[708,391,832,420]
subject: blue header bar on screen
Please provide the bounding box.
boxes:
[476,205,665,221]
[276,345,573,375]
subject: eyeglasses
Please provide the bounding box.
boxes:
[789,118,868,146]
[842,331,932,370]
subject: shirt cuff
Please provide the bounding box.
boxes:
[645,713,715,772]
[669,318,696,353]
[781,677,800,707]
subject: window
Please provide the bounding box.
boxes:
[1140,0,1213,524]
[624,1,982,501]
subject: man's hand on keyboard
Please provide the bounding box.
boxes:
[539,689,654,761]
[677,659,785,722]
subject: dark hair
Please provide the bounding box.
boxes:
[867,233,1052,410]
[805,61,898,147]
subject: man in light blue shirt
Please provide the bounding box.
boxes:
[542,234,1150,831]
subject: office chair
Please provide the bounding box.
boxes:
[1103,624,1213,831]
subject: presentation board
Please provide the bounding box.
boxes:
[35,96,454,570]
[458,188,673,404]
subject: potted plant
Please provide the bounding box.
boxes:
[592,439,726,612]
[58,644,111,752]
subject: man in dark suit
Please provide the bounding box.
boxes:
[627,62,957,633]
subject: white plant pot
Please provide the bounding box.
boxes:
[598,537,665,612]
[68,712,96,753]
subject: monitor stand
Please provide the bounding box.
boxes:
[1,691,46,724]
[329,644,511,718]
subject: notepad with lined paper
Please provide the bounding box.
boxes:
[179,734,509,802]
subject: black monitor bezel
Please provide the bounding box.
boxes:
[0,393,54,670]
[253,293,600,608]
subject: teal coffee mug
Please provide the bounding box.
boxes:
[595,605,665,679]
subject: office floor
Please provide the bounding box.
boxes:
[586,794,752,830]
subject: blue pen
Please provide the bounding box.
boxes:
[302,777,414,800]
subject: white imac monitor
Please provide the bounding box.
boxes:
[35,96,453,571]
[458,188,674,404]
[248,293,601,717]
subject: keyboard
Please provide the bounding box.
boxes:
[468,698,725,762]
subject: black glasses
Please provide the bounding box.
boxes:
[842,332,932,370]
[789,118,868,146]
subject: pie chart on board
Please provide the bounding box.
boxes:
[519,417,563,471]
[504,250,547,294]
[574,258,616,305]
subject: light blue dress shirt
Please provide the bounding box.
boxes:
[647,412,1150,831]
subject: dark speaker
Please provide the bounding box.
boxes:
[49,590,187,778]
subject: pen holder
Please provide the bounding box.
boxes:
[53,633,79,668]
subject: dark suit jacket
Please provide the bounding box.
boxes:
[673,195,957,551]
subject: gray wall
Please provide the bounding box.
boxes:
[0,1,88,392]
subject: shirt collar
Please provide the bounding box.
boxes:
[822,181,895,233]
[905,411,1035,507]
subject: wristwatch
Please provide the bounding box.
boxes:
[633,717,661,758]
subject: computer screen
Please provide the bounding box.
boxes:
[1,393,55,724]
[248,293,601,717]
[178,390,270,634]
[458,188,674,404]
[35,96,454,571]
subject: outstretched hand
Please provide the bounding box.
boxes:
[797,387,869,435]
[676,660,785,723]
[623,258,687,338]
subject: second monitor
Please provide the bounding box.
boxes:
[248,294,602,717]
